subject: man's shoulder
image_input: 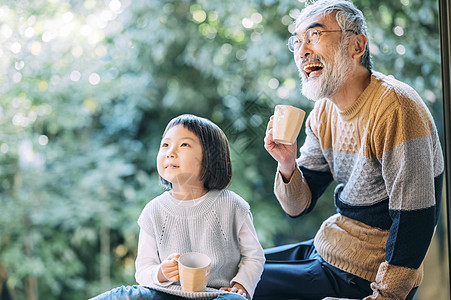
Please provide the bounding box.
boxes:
[372,71,421,101]
[370,71,429,117]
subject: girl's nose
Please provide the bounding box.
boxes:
[166,147,176,158]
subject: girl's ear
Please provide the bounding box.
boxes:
[351,33,367,59]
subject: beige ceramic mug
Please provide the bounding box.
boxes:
[178,252,211,292]
[272,104,306,145]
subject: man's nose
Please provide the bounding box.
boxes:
[296,42,311,60]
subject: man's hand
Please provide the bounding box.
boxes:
[157,253,180,283]
[220,282,247,299]
[264,116,298,180]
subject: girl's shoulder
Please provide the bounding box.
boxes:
[213,189,250,212]
[141,191,170,211]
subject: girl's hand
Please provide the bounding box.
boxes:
[220,282,247,299]
[157,253,180,283]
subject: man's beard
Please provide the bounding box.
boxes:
[300,40,352,101]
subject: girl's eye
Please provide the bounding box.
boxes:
[161,143,169,148]
[181,143,190,147]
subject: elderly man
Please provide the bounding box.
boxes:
[256,0,444,299]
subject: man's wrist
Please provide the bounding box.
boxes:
[278,162,297,182]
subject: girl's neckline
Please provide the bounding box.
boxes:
[169,188,208,201]
[169,190,210,207]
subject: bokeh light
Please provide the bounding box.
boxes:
[88,73,101,85]
[38,135,49,146]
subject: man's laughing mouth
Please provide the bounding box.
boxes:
[302,61,324,78]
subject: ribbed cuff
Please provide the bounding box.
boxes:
[274,166,311,216]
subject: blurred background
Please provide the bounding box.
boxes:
[0,0,448,299]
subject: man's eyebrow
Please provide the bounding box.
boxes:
[307,22,325,29]
[293,22,325,36]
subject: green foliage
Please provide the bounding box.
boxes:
[0,0,444,299]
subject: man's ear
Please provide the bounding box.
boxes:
[351,33,367,59]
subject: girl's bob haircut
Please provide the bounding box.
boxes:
[160,114,232,190]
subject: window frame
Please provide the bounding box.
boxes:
[438,0,451,294]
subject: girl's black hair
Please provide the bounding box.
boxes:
[160,114,232,190]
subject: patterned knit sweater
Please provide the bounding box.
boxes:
[274,71,444,300]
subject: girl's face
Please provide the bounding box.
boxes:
[157,124,204,192]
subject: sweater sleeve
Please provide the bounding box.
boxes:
[135,197,175,287]
[366,94,444,299]
[230,213,265,298]
[135,230,173,287]
[274,109,334,217]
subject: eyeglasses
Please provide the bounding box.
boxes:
[287,28,358,52]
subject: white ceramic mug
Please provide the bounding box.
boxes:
[272,104,306,145]
[178,252,211,292]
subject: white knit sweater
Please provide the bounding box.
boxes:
[137,189,264,298]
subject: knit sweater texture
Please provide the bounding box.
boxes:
[275,71,444,300]
[138,189,251,298]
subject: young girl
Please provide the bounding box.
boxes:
[92,114,265,300]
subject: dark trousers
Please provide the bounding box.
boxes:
[253,239,418,300]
